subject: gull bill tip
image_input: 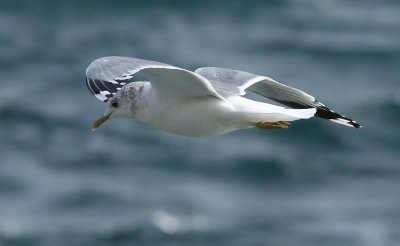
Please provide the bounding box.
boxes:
[92,113,111,131]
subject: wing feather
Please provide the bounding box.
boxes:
[86,57,223,102]
[195,67,361,128]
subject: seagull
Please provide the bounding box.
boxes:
[86,56,361,137]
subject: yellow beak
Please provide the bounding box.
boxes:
[92,113,112,131]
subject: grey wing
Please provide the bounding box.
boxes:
[194,67,261,98]
[86,56,223,102]
[195,67,317,104]
[195,67,361,128]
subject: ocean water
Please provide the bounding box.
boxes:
[1,0,399,245]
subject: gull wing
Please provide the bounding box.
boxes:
[86,56,223,102]
[195,67,361,128]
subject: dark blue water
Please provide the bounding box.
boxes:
[1,0,400,245]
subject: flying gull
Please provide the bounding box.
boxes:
[86,56,361,137]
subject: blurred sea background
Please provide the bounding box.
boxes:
[1,0,399,245]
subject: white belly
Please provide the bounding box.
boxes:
[135,94,239,137]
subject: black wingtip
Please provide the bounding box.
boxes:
[316,105,362,128]
[273,99,362,128]
[86,77,124,102]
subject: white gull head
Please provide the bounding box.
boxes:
[92,82,147,131]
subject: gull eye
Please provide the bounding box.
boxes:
[111,101,119,108]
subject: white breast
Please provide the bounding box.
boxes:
[134,86,239,137]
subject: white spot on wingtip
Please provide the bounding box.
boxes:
[100,91,111,95]
[95,93,108,101]
[329,118,355,128]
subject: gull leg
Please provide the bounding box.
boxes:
[255,121,291,130]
